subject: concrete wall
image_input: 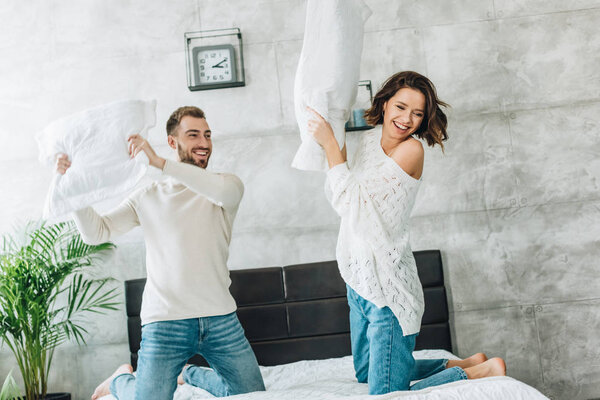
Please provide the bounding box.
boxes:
[1,1,599,399]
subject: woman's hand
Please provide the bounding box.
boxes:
[127,134,166,170]
[306,107,346,168]
[307,107,337,148]
[55,153,71,175]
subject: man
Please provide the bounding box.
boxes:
[56,106,265,399]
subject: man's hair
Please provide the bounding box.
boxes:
[166,106,206,137]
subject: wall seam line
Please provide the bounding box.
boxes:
[532,306,546,385]
[450,297,600,313]
[273,42,285,127]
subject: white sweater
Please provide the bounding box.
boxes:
[73,159,243,325]
[325,126,424,335]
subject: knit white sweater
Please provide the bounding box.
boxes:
[73,159,243,325]
[325,126,424,335]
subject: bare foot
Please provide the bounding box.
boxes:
[446,352,488,369]
[91,364,133,400]
[177,364,191,385]
[464,357,506,380]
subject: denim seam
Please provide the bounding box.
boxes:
[199,317,206,342]
[349,286,369,319]
[358,300,368,318]
[385,317,393,392]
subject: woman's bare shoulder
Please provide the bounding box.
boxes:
[390,137,424,179]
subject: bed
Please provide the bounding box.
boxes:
[101,250,548,399]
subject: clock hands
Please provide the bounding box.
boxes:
[212,58,228,68]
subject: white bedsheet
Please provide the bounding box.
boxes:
[99,350,548,400]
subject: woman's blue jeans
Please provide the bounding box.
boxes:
[346,285,467,394]
[110,312,265,399]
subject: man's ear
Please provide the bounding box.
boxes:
[167,135,177,150]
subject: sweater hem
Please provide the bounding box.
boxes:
[140,305,238,326]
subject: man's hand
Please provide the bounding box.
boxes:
[127,134,166,170]
[55,153,71,175]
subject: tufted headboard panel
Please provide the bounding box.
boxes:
[124,250,451,369]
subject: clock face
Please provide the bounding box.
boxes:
[195,46,236,84]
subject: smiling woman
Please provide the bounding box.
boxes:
[364,71,449,151]
[305,71,507,394]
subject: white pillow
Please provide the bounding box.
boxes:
[36,99,157,219]
[291,0,371,171]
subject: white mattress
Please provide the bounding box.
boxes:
[100,350,548,400]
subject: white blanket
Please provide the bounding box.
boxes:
[291,0,371,171]
[36,99,156,219]
[99,351,549,400]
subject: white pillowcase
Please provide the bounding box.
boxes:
[36,99,157,219]
[292,0,371,171]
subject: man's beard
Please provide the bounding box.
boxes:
[178,145,209,168]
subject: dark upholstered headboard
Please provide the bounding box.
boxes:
[124,250,451,369]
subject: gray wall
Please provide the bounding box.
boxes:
[1,1,599,399]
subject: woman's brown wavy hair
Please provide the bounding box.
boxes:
[364,71,449,150]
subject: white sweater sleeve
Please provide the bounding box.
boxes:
[72,201,140,245]
[325,162,365,217]
[161,160,244,213]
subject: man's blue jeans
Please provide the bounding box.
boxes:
[347,285,467,394]
[110,312,265,399]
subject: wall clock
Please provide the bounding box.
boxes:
[185,28,245,91]
[192,44,237,86]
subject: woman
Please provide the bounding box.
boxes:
[307,71,506,394]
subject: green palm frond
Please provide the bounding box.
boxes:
[0,370,22,400]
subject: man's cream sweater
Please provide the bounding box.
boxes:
[73,159,244,325]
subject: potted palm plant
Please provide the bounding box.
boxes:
[0,221,119,400]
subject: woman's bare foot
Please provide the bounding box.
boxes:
[446,352,488,369]
[91,364,133,400]
[464,357,506,379]
[177,364,191,385]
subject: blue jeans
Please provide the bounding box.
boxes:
[347,285,467,394]
[110,312,265,399]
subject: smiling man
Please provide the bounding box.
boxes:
[56,106,264,400]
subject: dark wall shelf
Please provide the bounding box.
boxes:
[346,125,373,132]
